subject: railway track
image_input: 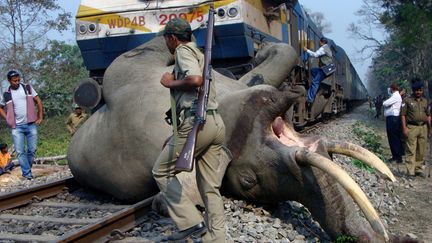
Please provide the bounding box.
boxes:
[299,119,328,134]
[0,177,156,242]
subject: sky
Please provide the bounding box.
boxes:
[49,1,79,43]
[54,0,386,86]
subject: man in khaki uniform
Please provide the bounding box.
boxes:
[66,105,87,136]
[152,17,227,242]
[401,79,432,177]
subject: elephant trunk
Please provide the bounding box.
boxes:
[239,43,298,87]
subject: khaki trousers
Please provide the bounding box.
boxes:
[152,113,227,242]
[405,124,427,175]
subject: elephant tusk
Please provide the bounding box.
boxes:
[325,141,396,182]
[295,150,389,241]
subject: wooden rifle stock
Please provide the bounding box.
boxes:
[175,6,215,172]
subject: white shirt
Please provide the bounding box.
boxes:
[306,46,326,57]
[306,44,331,58]
[383,91,402,117]
[0,84,38,125]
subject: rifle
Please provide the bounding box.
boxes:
[429,137,431,178]
[175,6,215,172]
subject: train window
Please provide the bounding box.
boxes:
[298,15,305,52]
[307,27,317,50]
[290,11,299,54]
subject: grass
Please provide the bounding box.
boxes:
[351,121,388,173]
[352,159,375,173]
[0,115,71,164]
[335,235,357,243]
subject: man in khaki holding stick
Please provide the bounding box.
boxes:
[401,78,431,177]
[152,17,229,242]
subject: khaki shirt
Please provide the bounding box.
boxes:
[172,42,217,112]
[66,112,87,134]
[401,96,430,125]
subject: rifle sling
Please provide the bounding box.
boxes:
[184,108,218,120]
[169,90,178,143]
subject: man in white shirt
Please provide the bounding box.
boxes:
[0,70,43,180]
[303,37,333,104]
[383,83,404,163]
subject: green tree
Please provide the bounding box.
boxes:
[380,0,432,78]
[36,41,88,117]
[349,0,432,95]
[0,0,71,80]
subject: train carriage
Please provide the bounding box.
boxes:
[75,0,368,127]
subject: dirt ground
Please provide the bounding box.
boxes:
[0,165,68,186]
[353,104,432,242]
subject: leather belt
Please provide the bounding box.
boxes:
[184,108,217,119]
[407,121,426,126]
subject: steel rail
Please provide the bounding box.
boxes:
[57,195,155,242]
[0,176,79,211]
[1,176,156,242]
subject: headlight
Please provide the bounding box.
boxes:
[227,7,238,18]
[79,24,87,34]
[88,23,97,33]
[217,8,226,18]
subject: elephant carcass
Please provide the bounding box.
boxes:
[68,37,395,241]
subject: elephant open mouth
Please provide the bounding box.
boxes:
[268,116,395,241]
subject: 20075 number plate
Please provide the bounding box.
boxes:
[158,9,205,25]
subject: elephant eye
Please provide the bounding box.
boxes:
[239,172,257,190]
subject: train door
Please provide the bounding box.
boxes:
[289,7,299,55]
[289,9,308,128]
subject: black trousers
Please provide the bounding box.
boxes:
[375,105,382,118]
[386,115,404,162]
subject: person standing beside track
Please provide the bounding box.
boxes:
[374,95,383,119]
[383,83,404,163]
[151,17,228,242]
[0,70,43,180]
[66,104,87,136]
[368,96,373,109]
[401,79,431,177]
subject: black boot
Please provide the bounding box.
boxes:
[162,222,207,242]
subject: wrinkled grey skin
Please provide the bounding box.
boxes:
[68,36,384,241]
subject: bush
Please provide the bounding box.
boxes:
[0,115,71,158]
[351,121,387,172]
